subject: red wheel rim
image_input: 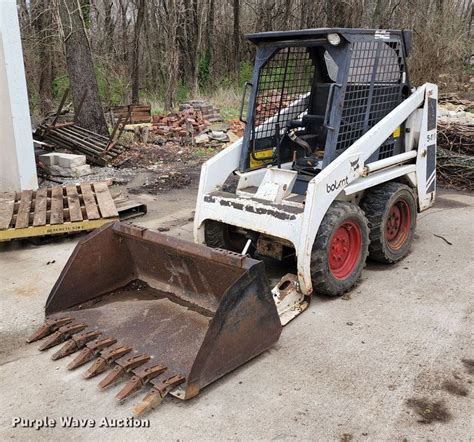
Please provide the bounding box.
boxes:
[329,220,362,280]
[385,198,411,250]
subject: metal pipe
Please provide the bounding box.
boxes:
[364,150,417,175]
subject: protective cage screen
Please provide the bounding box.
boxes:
[250,47,314,155]
[336,40,404,160]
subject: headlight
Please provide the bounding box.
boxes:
[327,33,341,46]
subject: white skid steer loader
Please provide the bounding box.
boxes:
[194,28,437,318]
[28,28,437,415]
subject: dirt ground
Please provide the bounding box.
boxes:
[0,183,473,441]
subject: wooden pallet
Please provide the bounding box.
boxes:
[0,182,119,241]
[39,124,126,166]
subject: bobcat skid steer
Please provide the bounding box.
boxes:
[28,29,437,416]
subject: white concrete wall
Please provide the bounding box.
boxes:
[0,0,38,192]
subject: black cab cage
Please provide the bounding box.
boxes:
[239,28,412,172]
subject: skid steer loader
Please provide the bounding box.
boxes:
[28,28,437,415]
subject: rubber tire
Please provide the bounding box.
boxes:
[204,220,231,249]
[311,201,370,297]
[361,182,417,264]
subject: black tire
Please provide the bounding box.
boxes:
[311,201,370,297]
[204,220,248,252]
[204,220,227,249]
[361,182,417,264]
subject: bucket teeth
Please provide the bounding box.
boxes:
[67,337,117,370]
[83,345,132,379]
[26,316,74,343]
[38,322,87,351]
[133,375,185,416]
[116,363,167,403]
[51,331,102,360]
[98,354,150,390]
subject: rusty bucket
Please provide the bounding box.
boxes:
[28,222,282,414]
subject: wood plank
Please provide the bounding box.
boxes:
[80,184,100,220]
[0,192,16,230]
[15,190,33,229]
[50,187,64,225]
[94,182,118,218]
[33,188,48,226]
[66,185,83,222]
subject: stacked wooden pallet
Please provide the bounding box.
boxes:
[111,104,151,124]
[0,182,119,241]
[40,124,126,166]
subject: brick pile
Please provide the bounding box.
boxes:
[228,119,245,137]
[179,100,222,123]
[255,92,291,125]
[151,100,223,138]
[152,109,207,137]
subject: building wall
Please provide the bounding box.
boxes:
[0,0,38,192]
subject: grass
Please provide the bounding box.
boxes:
[141,82,243,122]
[207,85,242,121]
[194,146,217,157]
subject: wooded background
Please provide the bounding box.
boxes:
[19,0,473,124]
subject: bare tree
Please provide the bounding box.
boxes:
[233,0,240,76]
[162,0,181,110]
[31,1,55,115]
[131,0,146,103]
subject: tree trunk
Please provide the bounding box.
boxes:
[182,0,200,97]
[32,1,54,115]
[164,0,180,110]
[118,0,129,69]
[233,0,240,77]
[59,0,108,135]
[206,0,215,83]
[131,0,145,104]
[102,0,115,55]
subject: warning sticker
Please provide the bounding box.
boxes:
[375,30,390,40]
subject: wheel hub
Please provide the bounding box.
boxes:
[329,221,362,280]
[385,199,411,250]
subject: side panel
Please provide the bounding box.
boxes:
[193,140,242,243]
[415,89,438,210]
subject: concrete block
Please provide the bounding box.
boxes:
[48,164,91,177]
[39,153,57,166]
[57,153,86,168]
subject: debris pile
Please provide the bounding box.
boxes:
[36,123,126,166]
[437,102,474,191]
[129,171,192,194]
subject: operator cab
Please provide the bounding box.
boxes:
[238,28,412,195]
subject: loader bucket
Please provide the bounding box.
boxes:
[28,222,282,414]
